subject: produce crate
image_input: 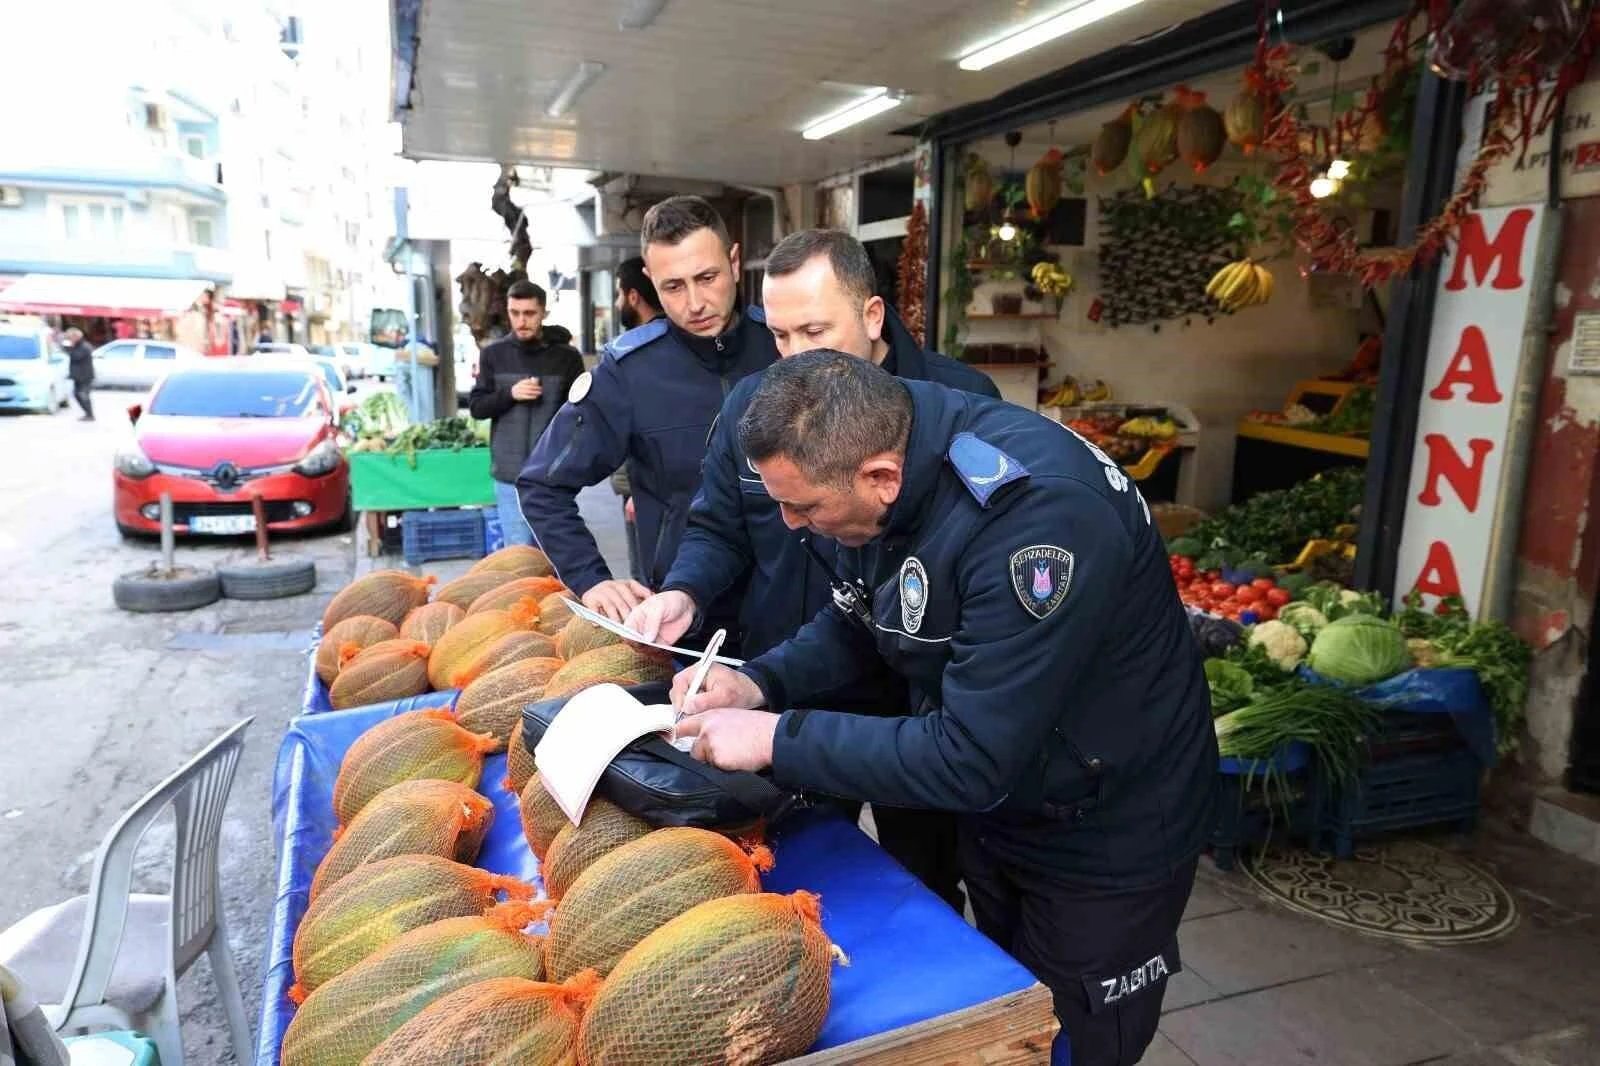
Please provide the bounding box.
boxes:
[1211,743,1313,871]
[1312,710,1482,859]
[482,508,506,554]
[401,508,486,566]
[348,447,496,511]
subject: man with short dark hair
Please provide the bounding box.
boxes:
[627,227,998,908]
[673,351,1217,1066]
[609,256,663,582]
[62,328,95,421]
[517,195,777,629]
[470,279,584,548]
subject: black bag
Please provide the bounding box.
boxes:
[519,682,802,830]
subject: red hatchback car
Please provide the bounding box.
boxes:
[113,361,352,537]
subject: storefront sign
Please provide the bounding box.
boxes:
[1474,80,1600,206]
[1393,204,1548,614]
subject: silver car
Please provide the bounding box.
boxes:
[91,339,206,391]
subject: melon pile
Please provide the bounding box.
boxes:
[283,544,844,1063]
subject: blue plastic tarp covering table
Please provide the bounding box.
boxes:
[258,702,1047,1066]
[1296,665,1497,767]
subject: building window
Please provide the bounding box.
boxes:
[51,196,126,242]
[185,134,206,159]
[191,216,215,247]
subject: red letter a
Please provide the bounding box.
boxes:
[1410,542,1465,602]
[1428,327,1504,404]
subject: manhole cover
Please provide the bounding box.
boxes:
[1245,840,1518,944]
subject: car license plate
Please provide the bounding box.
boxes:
[190,514,257,534]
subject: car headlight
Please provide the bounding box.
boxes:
[114,443,156,479]
[294,439,342,477]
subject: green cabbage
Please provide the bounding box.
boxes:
[1307,614,1410,685]
[1203,659,1254,714]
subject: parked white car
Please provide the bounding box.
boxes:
[252,342,315,360]
[91,339,207,391]
[0,318,71,413]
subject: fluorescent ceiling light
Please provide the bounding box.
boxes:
[546,60,606,118]
[959,0,1151,71]
[618,0,668,31]
[802,88,904,141]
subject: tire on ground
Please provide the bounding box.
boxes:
[218,558,318,600]
[112,567,222,613]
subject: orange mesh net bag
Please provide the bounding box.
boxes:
[504,718,536,794]
[545,827,773,981]
[469,544,556,579]
[457,657,565,751]
[541,644,675,702]
[288,854,538,1003]
[577,891,841,1066]
[309,779,494,901]
[536,592,576,635]
[399,601,464,644]
[279,906,547,1066]
[332,709,499,825]
[322,570,435,631]
[433,570,520,611]
[427,601,541,690]
[468,575,568,616]
[541,798,652,902]
[555,617,625,659]
[457,631,559,686]
[316,616,398,686]
[328,639,433,711]
[519,772,569,861]
[361,971,602,1066]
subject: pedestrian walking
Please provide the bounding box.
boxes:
[62,328,95,421]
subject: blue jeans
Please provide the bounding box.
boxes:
[494,479,536,548]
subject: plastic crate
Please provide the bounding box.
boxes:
[401,508,486,566]
[482,508,505,554]
[1210,744,1314,871]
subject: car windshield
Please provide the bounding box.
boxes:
[0,334,44,360]
[148,370,319,418]
[316,362,342,393]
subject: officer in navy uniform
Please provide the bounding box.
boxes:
[626,228,999,911]
[516,195,778,629]
[674,351,1218,1066]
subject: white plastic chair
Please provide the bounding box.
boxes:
[0,718,254,1066]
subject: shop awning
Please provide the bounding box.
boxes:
[0,274,210,318]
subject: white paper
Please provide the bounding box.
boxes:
[561,597,746,666]
[533,683,680,825]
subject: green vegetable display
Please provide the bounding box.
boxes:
[1188,467,1366,566]
[1277,602,1329,640]
[1214,682,1381,814]
[1305,614,1410,685]
[1396,594,1531,755]
[1204,659,1255,715]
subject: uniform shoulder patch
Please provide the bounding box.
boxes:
[568,371,593,404]
[744,304,766,323]
[605,317,669,361]
[947,432,1029,507]
[1010,545,1074,620]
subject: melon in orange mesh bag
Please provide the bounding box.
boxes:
[426,600,542,690]
[545,827,773,981]
[541,797,652,902]
[289,854,538,1003]
[280,906,547,1066]
[309,779,493,901]
[332,709,499,825]
[536,591,576,635]
[457,657,564,751]
[577,891,841,1066]
[555,616,625,659]
[398,600,464,644]
[433,569,519,611]
[504,718,536,794]
[322,570,435,631]
[328,640,433,711]
[469,543,555,578]
[458,630,559,685]
[519,772,568,861]
[467,575,568,616]
[316,616,399,685]
[361,971,602,1066]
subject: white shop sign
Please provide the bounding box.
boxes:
[1393,204,1547,615]
[1471,80,1600,206]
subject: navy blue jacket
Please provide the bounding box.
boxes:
[516,309,777,608]
[743,382,1218,887]
[662,309,1000,673]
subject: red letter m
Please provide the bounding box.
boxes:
[1445,208,1533,292]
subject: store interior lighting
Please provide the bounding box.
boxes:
[1326,158,1352,181]
[802,88,904,141]
[959,0,1151,71]
[546,61,606,118]
[1309,174,1339,199]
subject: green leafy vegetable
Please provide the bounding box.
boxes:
[1396,594,1531,755]
[1306,614,1410,685]
[1204,659,1255,715]
[1278,602,1329,639]
[1167,536,1203,558]
[1188,467,1366,563]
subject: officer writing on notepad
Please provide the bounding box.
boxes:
[671,351,1217,1066]
[516,195,777,632]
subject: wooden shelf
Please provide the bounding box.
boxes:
[967,313,1056,321]
[1235,420,1371,459]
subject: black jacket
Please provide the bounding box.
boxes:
[468,325,584,482]
[66,340,94,385]
[745,382,1217,888]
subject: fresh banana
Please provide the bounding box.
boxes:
[1031,261,1074,297]
[1206,259,1274,312]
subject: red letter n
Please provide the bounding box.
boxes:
[1417,435,1495,513]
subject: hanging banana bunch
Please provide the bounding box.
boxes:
[1206,259,1274,312]
[1031,260,1075,297]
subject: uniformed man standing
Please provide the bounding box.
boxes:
[516,195,777,627]
[626,228,999,909]
[673,351,1217,1066]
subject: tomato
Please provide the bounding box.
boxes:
[1252,577,1276,591]
[1256,605,1278,621]
[1177,562,1195,579]
[1265,588,1292,607]
[1234,586,1263,605]
[1211,581,1236,599]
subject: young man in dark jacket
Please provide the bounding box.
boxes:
[468,280,584,547]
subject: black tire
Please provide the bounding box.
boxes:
[112,566,221,613]
[218,557,318,600]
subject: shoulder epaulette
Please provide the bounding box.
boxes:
[947,432,1029,508]
[604,318,669,361]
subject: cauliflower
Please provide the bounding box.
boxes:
[1248,619,1308,670]
[1277,602,1329,640]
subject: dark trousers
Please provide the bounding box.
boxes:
[73,382,94,419]
[959,826,1198,1066]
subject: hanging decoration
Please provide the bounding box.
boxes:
[1097,184,1248,330]
[1175,87,1228,173]
[1092,106,1136,175]
[1245,0,1596,286]
[1026,148,1065,219]
[895,202,930,348]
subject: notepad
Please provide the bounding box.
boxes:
[532,682,682,825]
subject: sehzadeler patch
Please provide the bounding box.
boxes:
[1010,545,1073,620]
